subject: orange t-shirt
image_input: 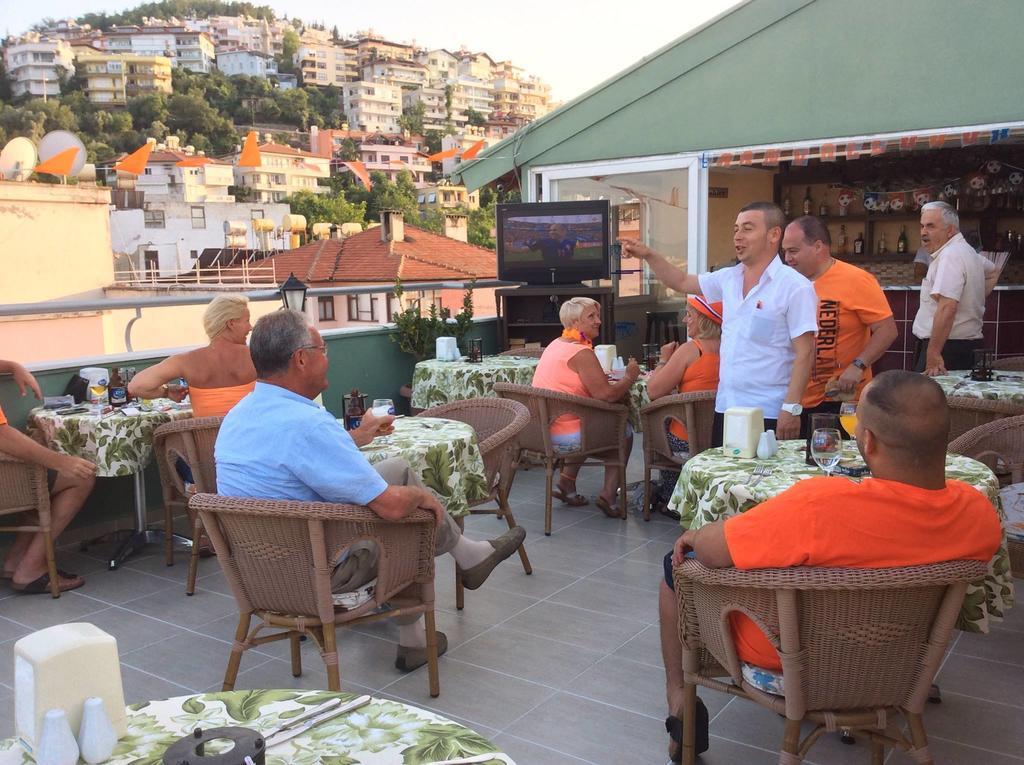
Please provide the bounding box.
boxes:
[722,476,1002,670]
[188,381,256,418]
[668,339,720,441]
[0,403,7,427]
[803,260,893,408]
[532,340,591,435]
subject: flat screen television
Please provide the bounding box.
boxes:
[496,200,610,284]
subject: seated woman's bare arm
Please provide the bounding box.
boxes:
[647,341,699,399]
[127,354,189,399]
[569,349,640,403]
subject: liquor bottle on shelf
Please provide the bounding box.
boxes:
[838,225,848,256]
[802,187,813,216]
[818,194,829,217]
[897,225,909,254]
[853,231,865,256]
[783,193,792,218]
[877,232,887,255]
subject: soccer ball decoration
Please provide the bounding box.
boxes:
[836,188,856,216]
[985,160,1003,175]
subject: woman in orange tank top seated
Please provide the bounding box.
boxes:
[645,296,722,517]
[128,294,256,417]
[532,297,640,516]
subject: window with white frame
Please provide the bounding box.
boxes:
[318,296,335,321]
[144,209,165,228]
[347,293,376,322]
[190,205,206,229]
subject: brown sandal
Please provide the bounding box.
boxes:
[552,488,589,506]
[11,570,85,594]
[595,495,621,518]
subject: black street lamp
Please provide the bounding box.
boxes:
[279,272,308,311]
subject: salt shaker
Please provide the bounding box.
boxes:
[35,709,79,765]
[756,430,778,459]
[78,696,117,764]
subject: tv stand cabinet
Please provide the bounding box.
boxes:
[497,285,614,350]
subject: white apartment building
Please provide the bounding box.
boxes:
[101,26,215,72]
[216,49,278,77]
[231,141,330,203]
[186,15,286,57]
[295,36,351,87]
[110,199,289,278]
[416,48,459,84]
[358,141,432,185]
[402,86,454,132]
[457,51,495,82]
[342,81,402,134]
[440,130,499,175]
[361,58,427,89]
[35,19,93,41]
[114,139,235,204]
[4,34,74,98]
[453,75,493,118]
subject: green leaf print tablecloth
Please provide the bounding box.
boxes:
[411,357,540,409]
[27,402,195,478]
[359,417,489,518]
[666,440,1014,634]
[0,690,514,765]
[934,371,1024,403]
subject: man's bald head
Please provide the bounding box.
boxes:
[858,371,949,470]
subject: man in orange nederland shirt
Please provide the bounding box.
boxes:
[659,370,1002,762]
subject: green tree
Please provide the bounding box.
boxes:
[465,107,486,128]
[273,87,310,128]
[468,203,497,249]
[77,2,277,30]
[278,28,300,75]
[399,101,425,134]
[424,129,444,155]
[128,92,169,128]
[365,170,419,223]
[285,189,366,230]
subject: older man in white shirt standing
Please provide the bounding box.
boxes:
[912,201,1001,376]
[622,201,817,441]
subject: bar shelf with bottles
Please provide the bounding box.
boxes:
[776,173,1024,261]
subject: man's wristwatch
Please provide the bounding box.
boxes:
[851,357,868,371]
[780,402,803,416]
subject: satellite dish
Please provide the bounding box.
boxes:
[0,137,38,181]
[38,130,88,177]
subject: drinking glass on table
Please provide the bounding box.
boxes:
[839,401,858,440]
[810,426,843,477]
[371,398,396,417]
[165,377,189,402]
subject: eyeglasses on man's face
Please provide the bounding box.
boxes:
[295,344,328,358]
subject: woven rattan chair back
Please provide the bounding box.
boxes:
[0,451,59,597]
[416,397,532,607]
[639,391,716,520]
[993,355,1024,371]
[192,493,439,694]
[672,559,987,764]
[153,416,223,595]
[946,396,1024,444]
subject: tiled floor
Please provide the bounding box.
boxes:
[1,437,1023,764]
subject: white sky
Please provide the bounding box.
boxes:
[8,0,740,101]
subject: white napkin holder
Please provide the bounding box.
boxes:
[15,623,127,756]
[434,336,460,361]
[593,344,616,372]
[723,407,764,458]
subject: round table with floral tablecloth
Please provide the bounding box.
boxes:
[933,371,1024,404]
[411,356,540,410]
[359,416,489,518]
[0,689,515,765]
[665,439,1014,635]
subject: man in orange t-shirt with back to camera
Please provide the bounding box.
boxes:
[781,215,898,438]
[658,370,1002,763]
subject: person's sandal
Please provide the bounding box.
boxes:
[666,696,710,763]
[11,570,85,595]
[551,487,589,506]
[594,495,622,518]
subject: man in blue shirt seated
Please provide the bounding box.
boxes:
[216,309,526,672]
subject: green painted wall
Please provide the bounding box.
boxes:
[462,0,1024,188]
[0,320,498,537]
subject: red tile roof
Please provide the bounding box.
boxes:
[111,148,231,166]
[258,143,319,158]
[222,224,495,284]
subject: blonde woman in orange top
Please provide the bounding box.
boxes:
[128,295,256,417]
[532,297,640,516]
[645,296,722,518]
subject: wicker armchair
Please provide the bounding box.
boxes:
[493,382,630,535]
[0,451,59,598]
[417,398,532,609]
[993,355,1024,371]
[946,396,1024,443]
[497,348,544,357]
[949,414,1024,577]
[672,559,987,765]
[153,416,223,595]
[638,391,716,521]
[191,493,441,696]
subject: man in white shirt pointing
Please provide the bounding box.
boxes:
[622,201,817,441]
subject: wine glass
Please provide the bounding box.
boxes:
[810,427,843,477]
[371,398,396,417]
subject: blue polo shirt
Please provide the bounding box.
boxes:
[215,381,388,506]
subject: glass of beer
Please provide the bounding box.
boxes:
[839,402,858,440]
